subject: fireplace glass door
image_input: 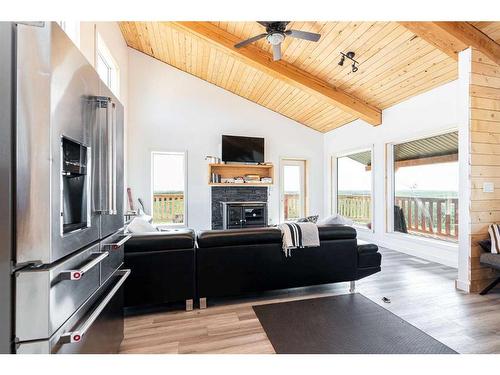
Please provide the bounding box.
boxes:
[243,206,266,226]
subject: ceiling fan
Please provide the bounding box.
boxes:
[234,21,321,61]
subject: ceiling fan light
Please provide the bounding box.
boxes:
[267,32,285,45]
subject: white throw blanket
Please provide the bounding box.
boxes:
[278,222,320,257]
[488,224,500,253]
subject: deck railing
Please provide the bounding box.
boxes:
[284,193,300,221]
[152,193,184,224]
[337,194,371,224]
[337,194,458,241]
[395,196,458,239]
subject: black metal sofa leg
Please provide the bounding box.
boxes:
[480,277,500,295]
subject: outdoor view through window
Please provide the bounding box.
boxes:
[152,152,186,225]
[337,150,372,228]
[282,160,306,221]
[393,131,458,242]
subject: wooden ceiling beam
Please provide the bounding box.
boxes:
[399,22,500,66]
[168,22,382,126]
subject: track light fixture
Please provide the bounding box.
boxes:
[338,55,345,66]
[338,51,359,73]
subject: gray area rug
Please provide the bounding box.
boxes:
[253,293,457,354]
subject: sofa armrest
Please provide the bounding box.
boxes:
[358,243,379,255]
[357,243,381,272]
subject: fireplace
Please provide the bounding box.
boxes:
[211,186,268,229]
[221,202,268,229]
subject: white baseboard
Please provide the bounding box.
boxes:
[455,279,470,293]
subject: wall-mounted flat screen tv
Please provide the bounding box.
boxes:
[221,135,265,163]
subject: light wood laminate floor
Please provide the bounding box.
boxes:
[120,248,500,354]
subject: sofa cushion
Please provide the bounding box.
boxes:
[125,229,195,253]
[318,225,357,241]
[297,215,319,223]
[480,253,500,269]
[318,214,354,226]
[126,217,158,233]
[197,227,282,248]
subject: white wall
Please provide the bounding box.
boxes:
[79,22,128,105]
[78,22,129,206]
[127,48,324,231]
[324,80,462,267]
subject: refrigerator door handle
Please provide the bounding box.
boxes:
[59,251,109,281]
[95,96,113,215]
[105,98,113,215]
[110,101,117,215]
[60,269,130,344]
[103,234,131,250]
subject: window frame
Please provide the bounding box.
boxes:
[332,145,375,233]
[279,158,308,223]
[95,33,120,98]
[150,150,188,228]
[57,21,80,48]
[386,128,459,243]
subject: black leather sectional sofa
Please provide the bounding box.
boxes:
[124,225,381,311]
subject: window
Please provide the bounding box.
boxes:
[151,152,187,225]
[281,159,307,222]
[96,33,119,97]
[391,131,458,242]
[57,21,80,48]
[336,150,372,228]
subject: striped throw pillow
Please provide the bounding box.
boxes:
[487,224,500,254]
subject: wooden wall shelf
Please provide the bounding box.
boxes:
[208,163,274,186]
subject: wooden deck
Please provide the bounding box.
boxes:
[120,248,500,354]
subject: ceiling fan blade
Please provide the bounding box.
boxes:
[285,29,321,42]
[257,21,270,27]
[272,43,282,61]
[234,33,268,48]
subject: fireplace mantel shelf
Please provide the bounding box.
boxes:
[208,163,274,186]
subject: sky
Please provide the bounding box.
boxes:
[337,157,459,192]
[394,162,459,191]
[284,165,301,193]
[153,153,185,192]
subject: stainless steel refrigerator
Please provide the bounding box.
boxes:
[0,22,130,354]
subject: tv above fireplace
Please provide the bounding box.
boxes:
[222,135,264,163]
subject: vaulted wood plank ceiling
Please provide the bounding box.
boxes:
[119,21,461,132]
